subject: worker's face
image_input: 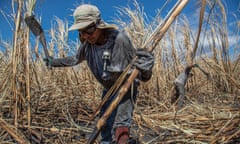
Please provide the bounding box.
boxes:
[78,24,101,44]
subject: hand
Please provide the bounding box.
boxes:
[133,48,154,72]
[43,56,54,67]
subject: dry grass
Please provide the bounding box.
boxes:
[0,0,239,143]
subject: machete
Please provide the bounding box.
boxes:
[25,15,50,58]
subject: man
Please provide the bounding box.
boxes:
[171,64,197,108]
[44,4,154,144]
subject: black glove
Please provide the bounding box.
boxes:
[43,56,54,68]
[133,48,154,81]
[133,48,154,72]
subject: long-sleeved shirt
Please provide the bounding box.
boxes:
[51,29,136,89]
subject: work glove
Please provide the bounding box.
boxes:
[43,56,54,68]
[133,48,154,81]
[134,48,154,71]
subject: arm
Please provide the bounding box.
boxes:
[45,42,87,67]
[51,56,81,67]
[174,64,196,85]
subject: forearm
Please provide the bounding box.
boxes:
[51,56,81,67]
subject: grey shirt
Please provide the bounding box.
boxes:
[51,29,135,89]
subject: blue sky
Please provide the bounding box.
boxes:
[0,0,239,53]
[0,0,186,41]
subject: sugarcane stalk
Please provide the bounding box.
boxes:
[192,0,206,61]
[89,63,131,121]
[87,0,189,143]
[12,0,23,127]
[25,0,36,130]
[26,22,31,129]
[0,118,30,144]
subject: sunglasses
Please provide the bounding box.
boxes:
[78,24,97,35]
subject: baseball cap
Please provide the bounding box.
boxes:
[69,4,117,31]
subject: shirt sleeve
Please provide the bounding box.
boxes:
[51,42,87,67]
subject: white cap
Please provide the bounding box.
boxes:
[69,4,117,31]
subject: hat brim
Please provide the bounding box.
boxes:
[69,21,93,31]
[97,20,118,30]
[69,20,118,31]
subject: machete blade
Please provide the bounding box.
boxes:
[25,15,49,58]
[25,15,43,37]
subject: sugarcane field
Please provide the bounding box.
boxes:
[0,0,239,143]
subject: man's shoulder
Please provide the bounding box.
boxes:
[115,29,130,42]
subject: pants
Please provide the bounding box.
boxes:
[174,82,185,108]
[100,82,138,143]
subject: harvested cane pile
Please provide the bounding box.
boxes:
[134,93,240,143]
[0,0,240,144]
